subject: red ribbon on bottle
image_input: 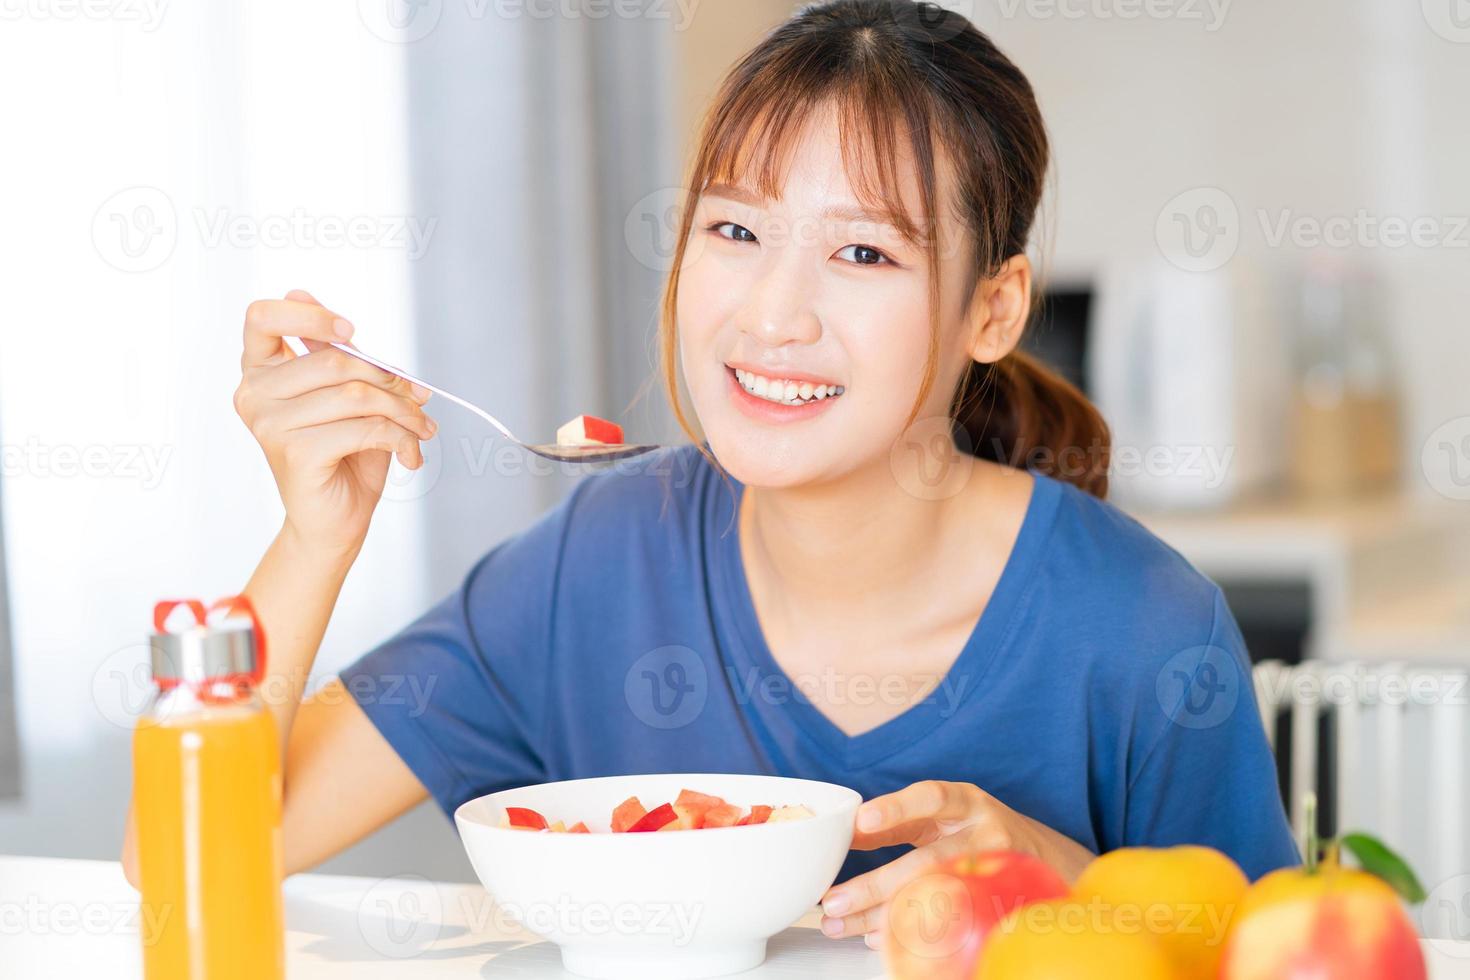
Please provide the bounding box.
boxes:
[152,594,268,687]
[152,599,207,635]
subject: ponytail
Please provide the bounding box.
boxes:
[953,350,1111,498]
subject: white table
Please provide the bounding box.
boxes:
[5,855,1469,979]
[0,855,882,978]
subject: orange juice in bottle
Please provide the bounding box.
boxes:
[133,596,283,980]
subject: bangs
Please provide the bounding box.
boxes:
[692,41,941,249]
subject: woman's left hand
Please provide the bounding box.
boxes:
[817,780,1095,949]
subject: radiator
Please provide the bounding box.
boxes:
[1254,659,1470,939]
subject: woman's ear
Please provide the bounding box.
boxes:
[965,255,1033,365]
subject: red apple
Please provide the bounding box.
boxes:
[1219,866,1426,980]
[555,414,623,446]
[738,804,773,826]
[883,851,1069,980]
[627,802,678,832]
[504,806,548,830]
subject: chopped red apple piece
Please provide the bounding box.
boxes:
[556,414,623,447]
[672,789,724,829]
[703,804,744,828]
[672,803,710,829]
[675,789,726,808]
[504,806,548,830]
[737,805,773,826]
[507,788,814,834]
[611,796,647,833]
[628,802,678,832]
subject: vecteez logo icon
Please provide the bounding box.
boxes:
[378,426,444,503]
[1155,644,1241,730]
[356,874,444,958]
[92,186,177,273]
[1155,187,1240,273]
[358,0,443,43]
[1422,416,1470,500]
[624,187,703,274]
[892,0,976,43]
[1421,0,1470,42]
[624,645,707,730]
[91,643,158,729]
[889,415,974,501]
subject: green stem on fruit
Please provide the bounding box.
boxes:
[1304,791,1319,874]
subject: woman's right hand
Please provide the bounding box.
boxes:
[234,289,437,557]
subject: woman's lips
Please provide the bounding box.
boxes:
[724,360,841,389]
[725,365,842,423]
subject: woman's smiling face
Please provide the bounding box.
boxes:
[675,104,988,490]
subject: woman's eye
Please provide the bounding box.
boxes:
[712,222,758,243]
[836,244,889,266]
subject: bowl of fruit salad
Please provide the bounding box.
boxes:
[454,772,861,980]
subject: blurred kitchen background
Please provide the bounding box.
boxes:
[0,0,1467,933]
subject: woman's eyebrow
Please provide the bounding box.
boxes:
[702,182,767,207]
[703,183,907,231]
[818,203,904,229]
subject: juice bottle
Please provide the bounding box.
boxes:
[133,596,284,980]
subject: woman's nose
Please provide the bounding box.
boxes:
[735,258,822,347]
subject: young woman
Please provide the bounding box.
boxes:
[126,0,1296,948]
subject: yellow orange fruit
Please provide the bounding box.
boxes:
[1071,845,1248,980]
[974,899,1175,980]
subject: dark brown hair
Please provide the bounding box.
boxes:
[659,0,1110,497]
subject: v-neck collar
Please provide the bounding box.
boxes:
[707,468,1063,770]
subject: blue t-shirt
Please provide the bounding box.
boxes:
[341,447,1299,882]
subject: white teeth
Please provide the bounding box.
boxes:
[731,366,844,406]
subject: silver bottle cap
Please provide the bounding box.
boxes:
[149,620,258,684]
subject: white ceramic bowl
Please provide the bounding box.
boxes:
[454,772,861,980]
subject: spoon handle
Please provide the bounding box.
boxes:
[328,341,519,444]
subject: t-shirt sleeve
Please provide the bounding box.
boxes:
[1122,588,1302,881]
[337,489,578,818]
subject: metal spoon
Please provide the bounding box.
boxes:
[324,341,659,464]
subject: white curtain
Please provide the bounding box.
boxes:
[0,1,676,878]
[400,3,681,596]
